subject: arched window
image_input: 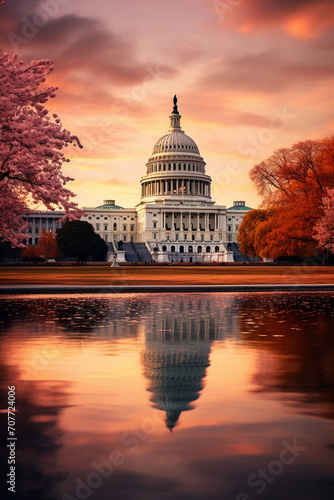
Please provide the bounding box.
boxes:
[206,246,211,253]
[188,245,193,253]
[171,246,175,252]
[162,245,167,252]
[179,245,184,253]
[215,246,219,253]
[197,246,202,253]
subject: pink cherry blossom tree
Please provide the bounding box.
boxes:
[0,52,84,246]
[314,188,334,252]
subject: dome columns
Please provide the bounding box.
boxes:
[141,177,211,199]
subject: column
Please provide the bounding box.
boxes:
[172,212,174,230]
[197,213,200,231]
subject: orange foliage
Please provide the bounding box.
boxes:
[35,229,60,259]
[238,209,272,257]
[22,230,60,260]
[248,136,334,258]
[22,245,38,260]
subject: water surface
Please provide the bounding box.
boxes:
[0,292,334,500]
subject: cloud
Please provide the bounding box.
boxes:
[0,2,177,128]
[211,0,334,38]
[198,46,334,95]
[1,11,176,85]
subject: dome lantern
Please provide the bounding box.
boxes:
[169,94,182,131]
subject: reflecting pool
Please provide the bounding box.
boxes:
[0,292,334,500]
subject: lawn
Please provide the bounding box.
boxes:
[0,265,334,286]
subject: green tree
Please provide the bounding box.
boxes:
[56,221,107,261]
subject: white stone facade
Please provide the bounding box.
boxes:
[23,211,64,246]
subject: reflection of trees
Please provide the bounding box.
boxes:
[238,293,334,420]
[0,353,69,500]
[141,295,236,430]
[54,296,150,338]
[0,296,151,339]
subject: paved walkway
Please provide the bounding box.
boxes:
[1,284,334,294]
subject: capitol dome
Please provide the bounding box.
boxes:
[152,131,200,155]
[140,96,213,204]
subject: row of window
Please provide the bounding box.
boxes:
[155,143,197,152]
[142,179,210,196]
[24,218,61,223]
[160,245,220,253]
[23,238,39,245]
[88,216,135,221]
[147,163,203,173]
[96,224,135,232]
[153,234,219,241]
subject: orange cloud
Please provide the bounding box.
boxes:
[210,0,334,38]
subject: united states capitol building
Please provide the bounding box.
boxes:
[24,97,252,263]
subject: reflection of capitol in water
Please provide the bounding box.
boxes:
[141,295,236,430]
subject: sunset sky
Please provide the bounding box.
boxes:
[1,0,334,210]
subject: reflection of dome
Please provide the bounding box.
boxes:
[141,295,239,431]
[152,132,200,156]
[141,342,211,431]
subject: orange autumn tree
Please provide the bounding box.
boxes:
[238,209,272,257]
[22,229,60,260]
[22,244,39,260]
[36,229,60,259]
[248,136,334,258]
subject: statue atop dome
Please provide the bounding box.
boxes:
[172,94,179,115]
